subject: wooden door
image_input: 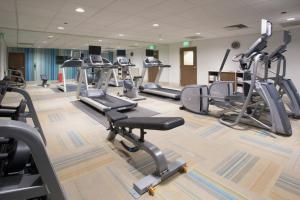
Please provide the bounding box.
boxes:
[8,52,25,77]
[148,50,159,82]
[180,47,197,86]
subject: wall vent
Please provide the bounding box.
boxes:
[280,20,300,28]
[224,24,248,31]
[185,35,203,40]
[17,42,34,47]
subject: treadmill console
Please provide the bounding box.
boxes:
[61,50,84,68]
[89,55,103,65]
[116,57,135,67]
[144,57,163,68]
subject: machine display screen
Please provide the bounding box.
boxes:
[117,49,126,57]
[89,46,101,55]
[56,56,69,64]
[146,49,154,57]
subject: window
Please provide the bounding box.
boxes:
[183,51,194,65]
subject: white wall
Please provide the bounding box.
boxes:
[167,27,300,90]
[129,44,169,82]
[0,33,7,80]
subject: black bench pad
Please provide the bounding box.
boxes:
[115,117,184,130]
[106,110,128,123]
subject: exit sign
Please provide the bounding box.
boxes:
[183,41,190,47]
[148,45,156,50]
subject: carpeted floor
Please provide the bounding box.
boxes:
[2,83,300,200]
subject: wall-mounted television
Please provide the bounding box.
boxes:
[116,49,126,57]
[89,45,101,55]
[56,56,69,64]
[146,49,154,57]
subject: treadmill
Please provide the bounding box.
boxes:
[76,46,137,112]
[57,51,82,92]
[114,49,145,101]
[139,49,181,100]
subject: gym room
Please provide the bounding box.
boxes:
[0,0,300,199]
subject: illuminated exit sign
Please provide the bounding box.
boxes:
[148,45,156,50]
[183,40,190,47]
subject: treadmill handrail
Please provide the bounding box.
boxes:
[0,120,66,200]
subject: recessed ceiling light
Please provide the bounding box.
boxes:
[42,41,47,44]
[57,26,64,30]
[75,7,85,13]
[195,32,201,35]
[287,17,296,21]
[48,35,54,38]
[118,33,124,37]
[159,38,163,41]
[152,23,159,27]
[98,39,102,42]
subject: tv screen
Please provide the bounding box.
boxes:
[56,56,69,64]
[116,49,126,57]
[89,45,101,55]
[146,49,154,57]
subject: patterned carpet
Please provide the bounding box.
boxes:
[2,83,300,200]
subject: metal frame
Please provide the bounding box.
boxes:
[107,121,186,196]
[0,86,46,144]
[0,120,66,200]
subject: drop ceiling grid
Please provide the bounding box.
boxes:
[1,0,300,48]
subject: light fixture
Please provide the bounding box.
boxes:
[48,35,54,38]
[152,23,159,27]
[287,17,295,21]
[159,38,163,41]
[98,39,102,42]
[118,33,124,37]
[57,26,64,30]
[75,7,85,13]
[195,32,201,35]
[42,41,47,44]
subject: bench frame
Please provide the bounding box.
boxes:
[107,121,186,196]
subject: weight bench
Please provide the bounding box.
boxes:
[106,110,187,196]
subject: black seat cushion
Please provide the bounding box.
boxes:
[106,110,128,123]
[115,117,184,130]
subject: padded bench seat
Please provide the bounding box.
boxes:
[106,110,184,130]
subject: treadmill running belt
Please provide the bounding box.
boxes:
[90,95,134,109]
[150,88,181,95]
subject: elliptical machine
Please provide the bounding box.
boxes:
[267,31,300,118]
[181,19,292,136]
[114,49,145,101]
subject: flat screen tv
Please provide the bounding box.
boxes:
[146,49,154,57]
[56,56,69,64]
[89,45,101,55]
[116,49,126,57]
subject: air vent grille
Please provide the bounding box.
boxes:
[18,43,34,47]
[280,20,300,28]
[185,35,203,40]
[224,24,248,31]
